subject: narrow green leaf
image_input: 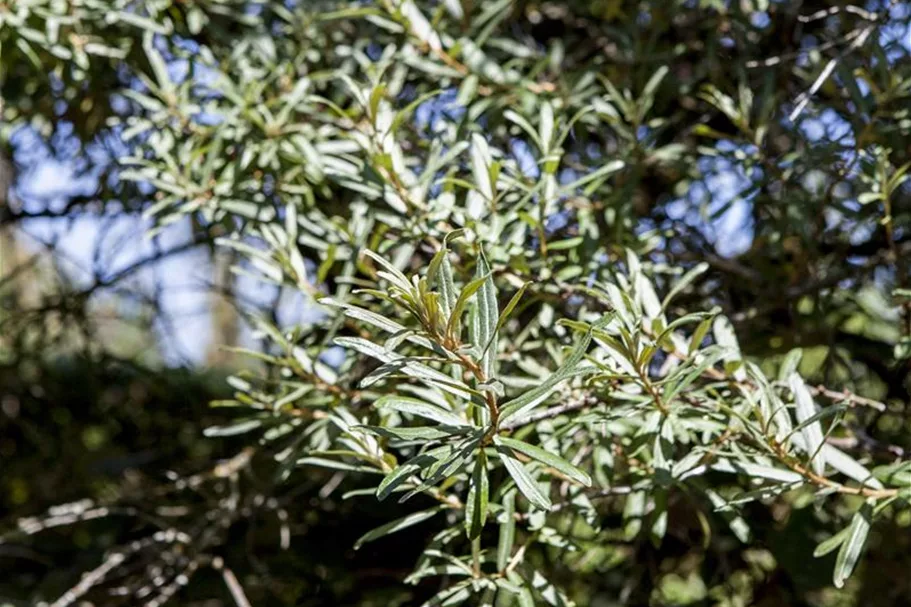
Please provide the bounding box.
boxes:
[401,436,481,502]
[661,262,709,310]
[297,457,381,474]
[476,252,498,377]
[357,425,469,441]
[503,110,544,150]
[465,450,489,538]
[655,311,716,348]
[814,525,851,558]
[376,395,467,427]
[470,133,494,200]
[354,507,443,549]
[562,159,624,191]
[821,444,884,489]
[496,445,552,511]
[623,490,646,539]
[494,436,591,486]
[663,345,729,403]
[705,488,751,543]
[363,249,412,291]
[710,459,804,484]
[499,330,593,423]
[439,248,458,320]
[778,348,803,382]
[713,315,745,379]
[539,101,555,151]
[203,419,263,437]
[789,373,826,476]
[872,461,911,487]
[497,490,516,571]
[530,569,573,607]
[321,298,403,333]
[334,337,473,396]
[483,281,529,358]
[420,579,473,607]
[785,403,845,440]
[642,65,669,104]
[377,447,448,500]
[833,503,872,588]
[446,272,492,340]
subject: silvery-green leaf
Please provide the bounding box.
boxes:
[497,490,516,570]
[778,348,803,381]
[465,450,489,539]
[705,488,751,542]
[789,373,826,476]
[833,503,872,588]
[497,446,552,511]
[354,506,443,549]
[377,445,450,500]
[203,419,263,437]
[375,395,467,427]
[499,330,593,423]
[357,425,469,441]
[710,459,803,484]
[814,525,851,558]
[475,252,498,377]
[821,444,883,489]
[872,461,911,487]
[447,270,492,339]
[494,436,591,486]
[713,315,746,380]
[661,262,709,310]
[400,1,441,50]
[539,101,554,151]
[470,133,494,201]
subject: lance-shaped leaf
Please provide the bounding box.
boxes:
[499,330,593,424]
[833,503,872,588]
[713,315,746,380]
[446,271,492,340]
[437,246,459,320]
[873,461,911,487]
[490,282,529,344]
[470,133,495,201]
[400,438,479,503]
[377,445,450,500]
[203,418,263,437]
[710,459,804,484]
[661,262,709,310]
[497,490,516,571]
[789,373,826,476]
[362,249,412,292]
[821,444,883,489]
[475,252,498,377]
[427,229,465,287]
[465,450,489,539]
[814,525,852,558]
[322,298,437,351]
[334,337,473,397]
[705,488,751,543]
[494,436,591,486]
[354,506,443,549]
[357,425,470,441]
[375,395,467,427]
[496,443,552,511]
[321,298,405,334]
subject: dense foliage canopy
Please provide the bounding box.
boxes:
[2,1,910,606]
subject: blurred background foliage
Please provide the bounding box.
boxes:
[1,0,910,605]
